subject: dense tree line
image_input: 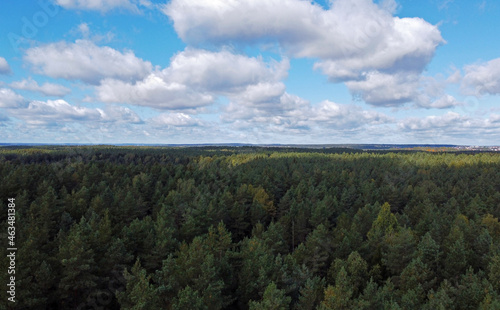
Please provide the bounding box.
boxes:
[0,146,499,309]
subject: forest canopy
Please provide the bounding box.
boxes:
[1,146,499,309]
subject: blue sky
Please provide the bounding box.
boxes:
[1,0,499,145]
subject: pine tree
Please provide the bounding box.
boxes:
[488,254,500,292]
[424,279,456,310]
[318,267,353,310]
[294,277,326,310]
[58,217,99,308]
[382,227,417,275]
[248,282,291,310]
[417,232,441,273]
[455,267,488,310]
[172,286,207,310]
[367,202,399,265]
[443,237,468,280]
[116,259,160,309]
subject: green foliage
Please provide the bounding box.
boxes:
[1,146,500,309]
[382,227,417,275]
[172,286,207,310]
[116,259,160,309]
[248,282,291,310]
[294,276,325,310]
[319,267,353,310]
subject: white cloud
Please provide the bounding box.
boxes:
[100,105,142,123]
[227,82,287,110]
[399,112,462,131]
[397,112,500,142]
[223,92,308,123]
[0,88,28,108]
[24,40,152,85]
[313,15,443,81]
[222,92,392,136]
[96,74,214,109]
[78,23,90,38]
[55,0,144,13]
[165,48,289,92]
[0,57,11,75]
[346,72,418,106]
[10,78,71,97]
[462,58,500,96]
[10,99,104,126]
[150,113,202,127]
[163,0,443,81]
[311,100,393,128]
[8,99,142,126]
[72,22,115,43]
[421,94,461,109]
[163,0,445,110]
[95,48,288,110]
[344,71,462,109]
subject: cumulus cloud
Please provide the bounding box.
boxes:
[0,88,28,108]
[344,71,461,108]
[8,99,142,126]
[310,100,393,128]
[96,74,214,109]
[25,40,152,85]
[462,58,500,96]
[150,113,202,127]
[10,99,104,126]
[95,48,288,110]
[399,112,463,131]
[223,92,308,123]
[419,94,461,109]
[163,0,443,81]
[0,57,11,74]
[346,72,418,106]
[55,0,147,13]
[222,91,392,135]
[10,78,71,97]
[230,82,287,108]
[100,105,142,123]
[165,48,289,93]
[72,22,115,43]
[397,112,500,141]
[78,23,90,38]
[162,0,446,110]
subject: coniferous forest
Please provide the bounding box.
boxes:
[1,146,500,310]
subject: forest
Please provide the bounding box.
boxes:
[0,145,499,309]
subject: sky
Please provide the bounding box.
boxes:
[0,0,499,145]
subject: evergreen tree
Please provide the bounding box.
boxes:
[318,267,353,310]
[382,227,417,276]
[116,259,160,309]
[58,217,99,308]
[248,282,291,310]
[294,276,325,310]
[172,286,207,310]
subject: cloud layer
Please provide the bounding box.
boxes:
[0,89,28,108]
[10,78,71,97]
[462,58,500,96]
[6,98,142,127]
[163,0,443,85]
[95,48,289,109]
[3,0,500,144]
[24,40,152,85]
